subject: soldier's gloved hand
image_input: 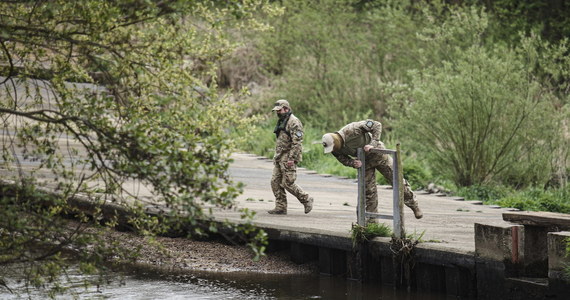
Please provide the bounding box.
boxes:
[363,145,374,152]
[353,160,362,168]
[287,160,295,167]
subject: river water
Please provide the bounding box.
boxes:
[3,267,451,300]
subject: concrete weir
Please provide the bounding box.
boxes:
[217,153,570,299]
[2,152,570,299]
[230,218,568,300]
[7,179,567,299]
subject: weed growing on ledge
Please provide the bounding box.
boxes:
[391,230,426,289]
[350,223,392,248]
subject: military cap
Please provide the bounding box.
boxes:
[271,99,290,111]
[322,133,334,153]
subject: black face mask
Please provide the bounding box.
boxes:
[277,111,290,119]
[274,110,292,137]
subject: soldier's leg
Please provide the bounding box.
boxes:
[282,164,310,204]
[270,163,287,213]
[375,155,423,219]
[364,166,379,213]
[282,163,313,214]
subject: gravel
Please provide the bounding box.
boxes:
[99,227,318,275]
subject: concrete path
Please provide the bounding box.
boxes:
[214,153,513,253]
[2,143,513,254]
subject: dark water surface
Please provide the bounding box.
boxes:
[3,267,452,299]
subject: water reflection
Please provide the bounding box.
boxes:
[3,267,451,299]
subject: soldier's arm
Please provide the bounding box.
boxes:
[333,152,357,168]
[288,122,304,163]
[360,119,383,148]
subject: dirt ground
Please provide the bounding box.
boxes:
[100,226,318,275]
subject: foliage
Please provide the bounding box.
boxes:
[456,185,512,202]
[234,115,359,177]
[0,184,139,297]
[393,7,559,187]
[249,0,569,189]
[456,184,570,214]
[387,156,431,191]
[255,0,426,129]
[350,222,392,247]
[233,117,276,158]
[0,0,273,296]
[235,117,431,189]
[406,230,427,243]
[494,186,570,213]
[478,0,570,43]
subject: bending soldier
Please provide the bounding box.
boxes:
[322,119,423,220]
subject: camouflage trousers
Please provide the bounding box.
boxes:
[271,160,310,211]
[364,151,419,213]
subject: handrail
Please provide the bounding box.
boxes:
[356,145,405,238]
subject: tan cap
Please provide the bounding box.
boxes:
[271,99,290,111]
[322,133,334,153]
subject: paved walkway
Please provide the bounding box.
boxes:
[2,143,513,254]
[214,153,513,253]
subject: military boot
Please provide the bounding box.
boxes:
[366,217,378,224]
[268,209,286,215]
[304,197,314,214]
[411,206,423,219]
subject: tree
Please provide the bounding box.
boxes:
[255,0,447,129]
[392,7,565,188]
[0,0,272,296]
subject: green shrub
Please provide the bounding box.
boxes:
[233,117,275,157]
[389,7,565,189]
[236,118,433,189]
[248,1,569,191]
[256,0,426,130]
[496,186,570,213]
[239,0,570,210]
[401,158,431,191]
[496,195,541,212]
[456,185,511,201]
[350,222,393,247]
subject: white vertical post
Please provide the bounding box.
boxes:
[394,144,405,238]
[356,147,405,234]
[357,148,366,226]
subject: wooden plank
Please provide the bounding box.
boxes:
[502,211,570,229]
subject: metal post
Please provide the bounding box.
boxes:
[357,147,404,230]
[357,148,366,226]
[394,144,405,238]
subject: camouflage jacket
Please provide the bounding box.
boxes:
[274,114,304,163]
[332,119,383,167]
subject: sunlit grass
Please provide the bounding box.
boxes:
[350,223,392,247]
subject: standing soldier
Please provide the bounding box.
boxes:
[269,99,313,215]
[321,119,423,221]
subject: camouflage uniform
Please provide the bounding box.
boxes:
[270,103,312,213]
[329,120,420,215]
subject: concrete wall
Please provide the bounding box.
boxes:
[473,223,570,299]
[548,231,570,296]
[261,222,570,299]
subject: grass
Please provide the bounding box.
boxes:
[235,117,570,278]
[234,120,570,215]
[457,185,570,214]
[350,223,392,247]
[234,120,431,188]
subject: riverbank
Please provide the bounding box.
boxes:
[91,220,319,276]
